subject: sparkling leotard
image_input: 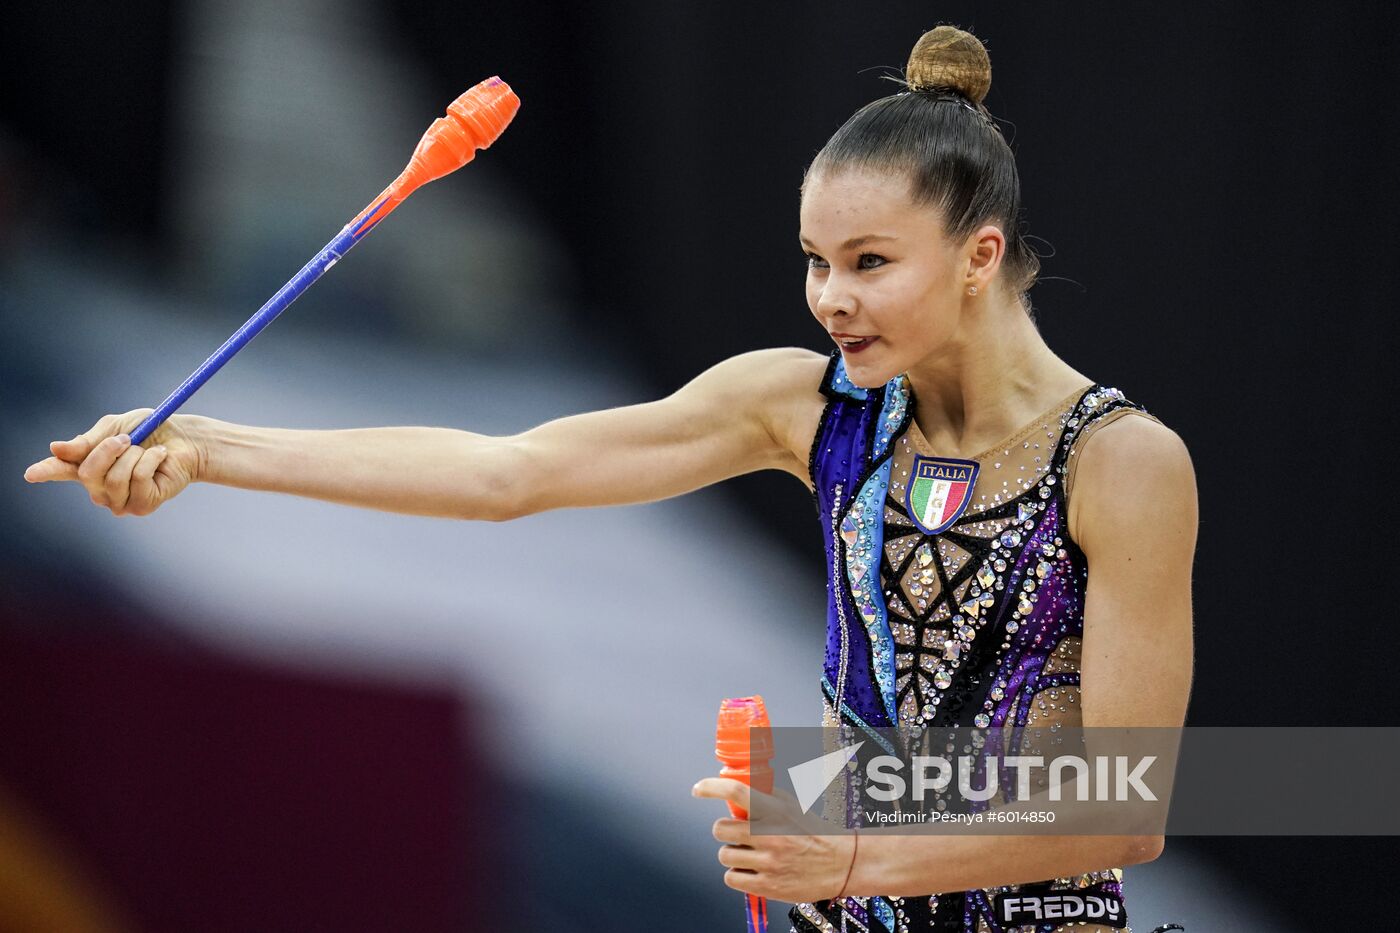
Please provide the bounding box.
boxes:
[791,351,1161,933]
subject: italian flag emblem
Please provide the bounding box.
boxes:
[906,455,979,535]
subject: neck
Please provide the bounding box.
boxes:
[904,297,1090,459]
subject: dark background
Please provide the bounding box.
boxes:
[3,1,1396,930]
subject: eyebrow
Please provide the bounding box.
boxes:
[798,234,898,251]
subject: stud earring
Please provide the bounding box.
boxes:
[968,285,978,296]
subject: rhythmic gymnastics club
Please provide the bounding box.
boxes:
[715,696,775,933]
[126,77,521,446]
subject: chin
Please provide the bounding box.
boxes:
[842,354,899,389]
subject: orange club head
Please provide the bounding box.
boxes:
[715,695,775,820]
[349,77,520,238]
[398,76,521,194]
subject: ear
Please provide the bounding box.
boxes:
[964,223,1006,293]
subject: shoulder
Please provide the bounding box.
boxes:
[678,347,831,489]
[679,347,828,418]
[1074,412,1194,486]
[752,348,832,488]
[671,347,826,408]
[705,346,830,393]
[1067,411,1198,554]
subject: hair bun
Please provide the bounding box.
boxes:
[905,25,992,106]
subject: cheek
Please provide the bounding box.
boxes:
[893,273,948,322]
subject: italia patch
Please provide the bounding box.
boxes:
[905,455,979,535]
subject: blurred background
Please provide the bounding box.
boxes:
[1,1,1395,930]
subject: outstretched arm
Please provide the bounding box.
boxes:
[510,347,825,514]
[25,347,828,521]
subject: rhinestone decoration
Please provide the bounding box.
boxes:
[804,359,1149,933]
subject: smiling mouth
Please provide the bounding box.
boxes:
[834,335,879,353]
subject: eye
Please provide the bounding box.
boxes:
[805,252,829,270]
[858,253,888,270]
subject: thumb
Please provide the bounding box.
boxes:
[771,785,802,810]
[50,436,91,462]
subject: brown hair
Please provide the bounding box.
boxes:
[805,26,1041,314]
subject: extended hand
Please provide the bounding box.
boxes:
[24,410,206,517]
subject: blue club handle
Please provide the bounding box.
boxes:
[128,220,367,446]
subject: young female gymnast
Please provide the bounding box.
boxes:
[25,25,1195,933]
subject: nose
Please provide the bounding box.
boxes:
[815,274,855,320]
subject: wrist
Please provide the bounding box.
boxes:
[843,826,895,898]
[177,414,224,485]
[834,827,860,899]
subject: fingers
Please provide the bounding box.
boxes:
[24,457,80,484]
[771,786,801,810]
[692,777,752,816]
[50,413,122,464]
[125,446,169,516]
[717,843,763,872]
[27,434,171,518]
[713,816,751,846]
[103,443,146,513]
[76,434,131,507]
[722,867,761,894]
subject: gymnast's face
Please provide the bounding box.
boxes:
[800,168,971,389]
